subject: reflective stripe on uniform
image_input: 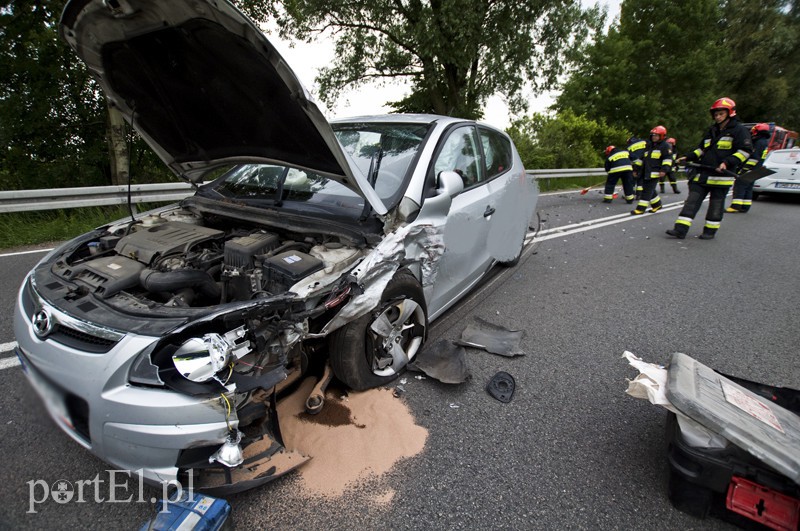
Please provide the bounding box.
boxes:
[705,220,721,229]
[649,197,661,206]
[676,217,692,227]
[708,178,735,186]
[604,194,614,200]
[609,165,633,173]
[734,150,748,162]
[731,199,745,206]
[637,200,648,209]
[609,151,630,161]
[625,194,635,201]
[630,141,646,151]
[717,138,733,150]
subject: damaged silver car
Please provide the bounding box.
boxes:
[13,0,538,494]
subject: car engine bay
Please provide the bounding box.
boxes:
[46,208,366,311]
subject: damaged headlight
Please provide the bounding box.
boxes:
[172,327,252,383]
[128,342,165,387]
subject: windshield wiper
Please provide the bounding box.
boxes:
[360,147,383,220]
[273,166,291,206]
[369,147,384,186]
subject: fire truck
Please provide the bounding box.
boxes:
[743,122,798,150]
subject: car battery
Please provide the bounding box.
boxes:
[264,250,324,292]
[665,353,800,531]
[139,490,231,531]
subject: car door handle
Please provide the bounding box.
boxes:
[483,205,495,218]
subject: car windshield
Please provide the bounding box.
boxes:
[202,165,366,218]
[332,122,431,203]
[198,123,430,216]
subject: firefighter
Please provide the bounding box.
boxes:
[659,138,680,194]
[667,97,752,239]
[727,123,770,213]
[631,126,671,215]
[603,145,636,203]
[627,136,646,199]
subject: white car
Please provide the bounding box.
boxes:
[13,0,538,494]
[753,148,800,199]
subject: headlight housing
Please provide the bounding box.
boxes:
[171,327,252,383]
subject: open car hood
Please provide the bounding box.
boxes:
[59,0,387,215]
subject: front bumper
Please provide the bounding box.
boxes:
[14,282,234,487]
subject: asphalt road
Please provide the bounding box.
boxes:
[1,187,798,530]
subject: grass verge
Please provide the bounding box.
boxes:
[0,204,168,250]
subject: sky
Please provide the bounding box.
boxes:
[264,0,621,131]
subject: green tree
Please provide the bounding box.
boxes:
[238,0,604,119]
[0,0,108,189]
[556,0,723,148]
[0,0,171,190]
[507,109,630,169]
[718,0,800,127]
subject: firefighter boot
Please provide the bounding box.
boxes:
[659,183,665,193]
[666,219,690,239]
[672,184,680,193]
[698,231,716,240]
[631,200,648,215]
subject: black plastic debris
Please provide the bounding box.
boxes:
[454,317,524,357]
[486,371,515,403]
[407,339,470,384]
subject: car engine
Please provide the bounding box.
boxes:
[49,209,361,309]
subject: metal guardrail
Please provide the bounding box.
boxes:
[0,169,607,213]
[0,182,198,213]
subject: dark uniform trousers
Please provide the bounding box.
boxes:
[672,181,728,236]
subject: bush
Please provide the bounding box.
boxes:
[507,109,631,169]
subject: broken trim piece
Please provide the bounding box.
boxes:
[486,371,515,403]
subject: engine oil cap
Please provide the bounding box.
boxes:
[486,371,515,403]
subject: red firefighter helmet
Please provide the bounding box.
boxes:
[666,137,676,145]
[710,97,737,117]
[650,125,667,140]
[751,123,770,136]
[605,145,615,156]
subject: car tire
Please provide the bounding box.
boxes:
[329,270,428,391]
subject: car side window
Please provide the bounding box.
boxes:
[433,126,484,188]
[479,127,513,179]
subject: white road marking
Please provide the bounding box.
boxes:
[1,342,21,370]
[532,202,685,242]
[0,356,21,370]
[0,248,53,258]
[1,341,18,353]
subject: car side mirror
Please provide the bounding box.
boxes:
[437,170,464,198]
